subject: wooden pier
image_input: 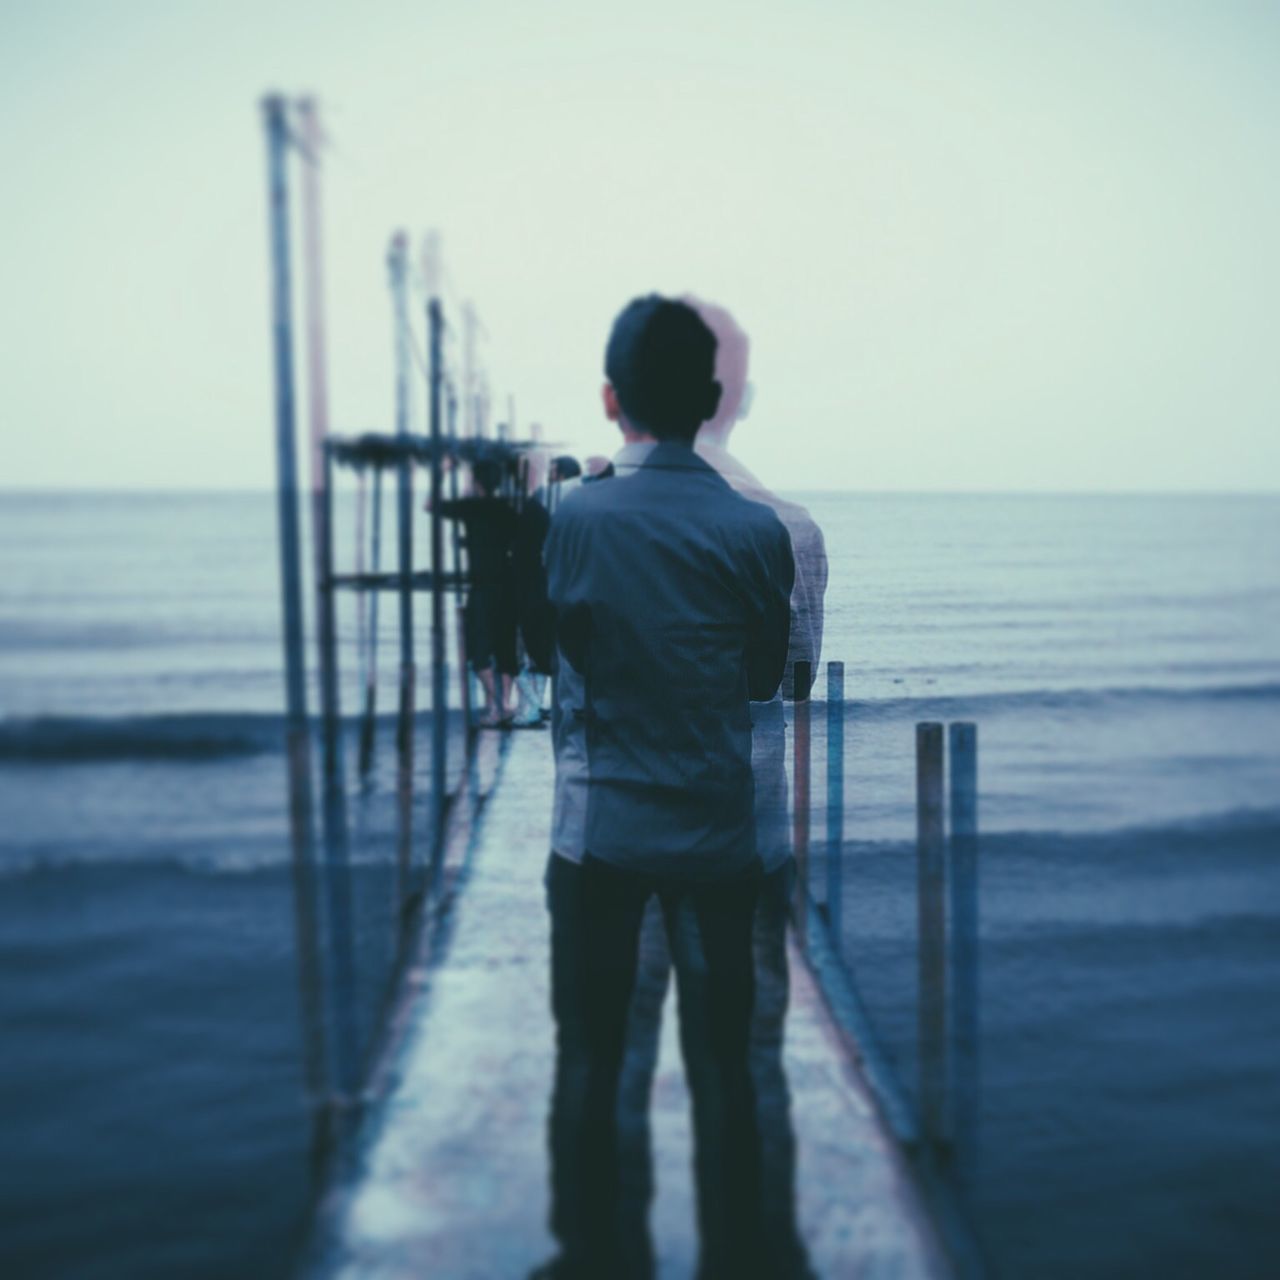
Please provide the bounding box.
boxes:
[299,730,954,1279]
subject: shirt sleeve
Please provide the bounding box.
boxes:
[545,508,591,674]
[745,512,796,702]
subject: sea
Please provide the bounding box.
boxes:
[1,490,1277,1278]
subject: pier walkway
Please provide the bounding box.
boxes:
[303,731,951,1279]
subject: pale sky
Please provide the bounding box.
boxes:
[1,0,1277,491]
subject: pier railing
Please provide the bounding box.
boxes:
[788,660,981,1176]
[261,94,544,1160]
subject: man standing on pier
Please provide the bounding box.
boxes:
[540,295,795,1279]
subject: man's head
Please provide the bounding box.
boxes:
[472,458,503,496]
[682,296,751,445]
[551,455,582,484]
[603,295,721,443]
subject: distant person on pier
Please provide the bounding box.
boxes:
[546,454,583,514]
[510,457,556,728]
[433,457,518,727]
[539,295,795,1280]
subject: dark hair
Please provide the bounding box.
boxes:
[552,455,582,481]
[604,295,721,441]
[472,458,503,495]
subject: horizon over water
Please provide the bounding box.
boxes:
[1,489,1278,1277]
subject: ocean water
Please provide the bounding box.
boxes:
[1,490,1278,1277]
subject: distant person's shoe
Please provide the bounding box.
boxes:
[527,1257,582,1280]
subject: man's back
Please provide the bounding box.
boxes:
[545,442,794,877]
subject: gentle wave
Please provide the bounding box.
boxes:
[3,681,1278,761]
[829,680,1280,720]
[0,709,462,762]
[0,713,287,761]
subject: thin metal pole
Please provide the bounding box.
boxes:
[792,659,812,950]
[949,721,980,1177]
[388,232,415,769]
[462,301,477,438]
[354,467,368,713]
[446,385,471,732]
[826,660,845,945]
[297,98,342,785]
[261,94,329,1119]
[426,236,447,871]
[916,721,947,1148]
[320,446,359,1099]
[358,468,382,775]
[388,231,415,903]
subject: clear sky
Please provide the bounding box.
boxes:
[1,0,1277,491]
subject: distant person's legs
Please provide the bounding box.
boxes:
[465,587,508,725]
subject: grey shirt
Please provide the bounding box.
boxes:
[549,443,653,862]
[545,442,794,879]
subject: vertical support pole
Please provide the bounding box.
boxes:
[792,659,812,950]
[424,232,448,874]
[388,231,415,902]
[297,99,358,1100]
[446,387,472,733]
[297,97,342,785]
[320,446,359,1098]
[462,301,477,439]
[358,469,382,775]
[261,94,329,1125]
[916,721,947,1148]
[949,721,980,1177]
[826,661,845,946]
[354,466,368,721]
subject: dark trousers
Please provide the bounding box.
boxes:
[544,852,765,1279]
[620,860,812,1280]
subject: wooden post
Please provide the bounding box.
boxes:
[425,232,448,872]
[949,721,980,1176]
[792,659,812,950]
[261,93,328,1118]
[358,468,383,775]
[916,721,947,1148]
[826,661,845,945]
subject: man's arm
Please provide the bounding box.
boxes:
[783,516,828,700]
[544,508,590,674]
[745,514,796,702]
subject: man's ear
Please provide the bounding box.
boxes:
[704,379,723,422]
[602,382,622,422]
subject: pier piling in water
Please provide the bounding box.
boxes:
[261,93,329,1128]
[916,721,947,1148]
[826,660,845,942]
[792,659,812,949]
[388,233,416,769]
[425,234,448,870]
[948,721,980,1173]
[358,468,383,775]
